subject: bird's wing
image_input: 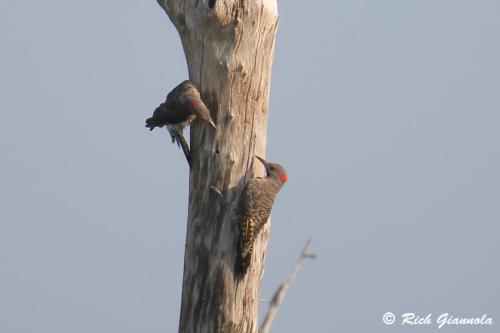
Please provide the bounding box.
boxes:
[239,179,274,257]
[166,80,190,101]
[147,102,185,127]
[240,211,272,258]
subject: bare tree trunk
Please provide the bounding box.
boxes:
[156,1,279,332]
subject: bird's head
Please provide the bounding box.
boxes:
[256,156,288,185]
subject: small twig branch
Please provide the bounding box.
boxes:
[259,239,316,333]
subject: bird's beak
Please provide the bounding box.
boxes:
[255,156,270,176]
[255,155,267,166]
[191,100,217,129]
[207,119,217,129]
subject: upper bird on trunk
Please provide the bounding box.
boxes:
[146,80,216,167]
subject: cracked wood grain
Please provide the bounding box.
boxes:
[155,1,279,332]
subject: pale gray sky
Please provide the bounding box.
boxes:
[1,1,499,332]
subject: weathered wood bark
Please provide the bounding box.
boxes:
[156,1,279,332]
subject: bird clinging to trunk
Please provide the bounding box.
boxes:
[145,80,216,167]
[235,156,288,278]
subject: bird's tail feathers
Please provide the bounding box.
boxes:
[145,117,160,130]
[235,254,251,279]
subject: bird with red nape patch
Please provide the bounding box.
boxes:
[235,156,288,278]
[145,80,216,168]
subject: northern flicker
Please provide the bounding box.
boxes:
[145,80,216,167]
[235,156,288,278]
